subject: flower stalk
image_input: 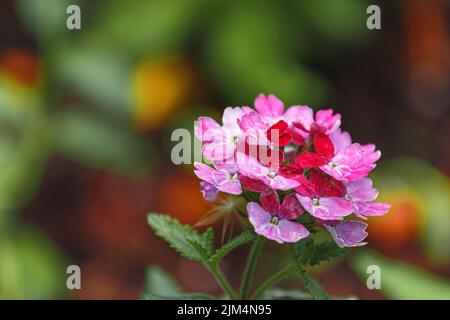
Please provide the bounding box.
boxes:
[240,236,265,299]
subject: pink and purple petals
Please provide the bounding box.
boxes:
[345,178,379,202]
[193,93,389,246]
[194,116,221,143]
[353,202,391,220]
[297,195,353,220]
[323,220,368,248]
[236,152,299,191]
[195,107,248,162]
[314,109,341,134]
[293,108,341,136]
[247,194,309,244]
[329,128,352,152]
[320,143,381,181]
[200,182,219,202]
[277,220,309,243]
[194,162,242,195]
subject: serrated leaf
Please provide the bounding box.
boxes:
[297,269,329,300]
[308,241,349,266]
[147,214,214,261]
[208,231,256,265]
[290,238,314,266]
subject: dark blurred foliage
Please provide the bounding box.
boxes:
[0,0,449,299]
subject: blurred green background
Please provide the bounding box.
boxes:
[0,0,449,299]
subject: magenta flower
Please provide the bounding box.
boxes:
[295,170,353,220]
[345,178,391,220]
[247,189,309,243]
[236,152,299,191]
[254,94,306,146]
[194,162,242,196]
[293,107,341,137]
[192,93,389,251]
[195,107,250,161]
[295,133,381,181]
[322,220,368,248]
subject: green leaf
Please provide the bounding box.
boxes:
[208,231,256,265]
[308,241,349,266]
[297,269,329,300]
[143,265,182,298]
[290,238,314,266]
[147,214,214,262]
[351,250,450,300]
[291,239,349,267]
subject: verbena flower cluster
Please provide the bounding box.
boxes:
[194,94,390,247]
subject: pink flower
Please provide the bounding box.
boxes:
[293,108,341,137]
[345,178,391,220]
[194,162,242,195]
[200,182,219,202]
[247,189,309,243]
[322,220,368,248]
[329,128,352,152]
[236,152,299,191]
[295,170,353,220]
[254,94,305,145]
[295,133,381,181]
[195,107,250,162]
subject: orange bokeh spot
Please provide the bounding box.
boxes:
[0,49,42,87]
[154,170,213,225]
[132,56,197,132]
[368,191,423,249]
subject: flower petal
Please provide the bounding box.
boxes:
[239,175,268,192]
[354,201,390,219]
[295,152,327,168]
[278,220,310,243]
[278,194,304,220]
[200,182,219,202]
[247,202,272,234]
[194,117,221,142]
[314,133,334,159]
[346,178,378,202]
[193,162,215,184]
[254,93,285,117]
[259,189,280,214]
[324,220,368,248]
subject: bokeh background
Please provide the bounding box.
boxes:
[0,0,449,299]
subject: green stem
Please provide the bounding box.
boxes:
[240,236,265,299]
[207,263,238,299]
[251,264,295,300]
